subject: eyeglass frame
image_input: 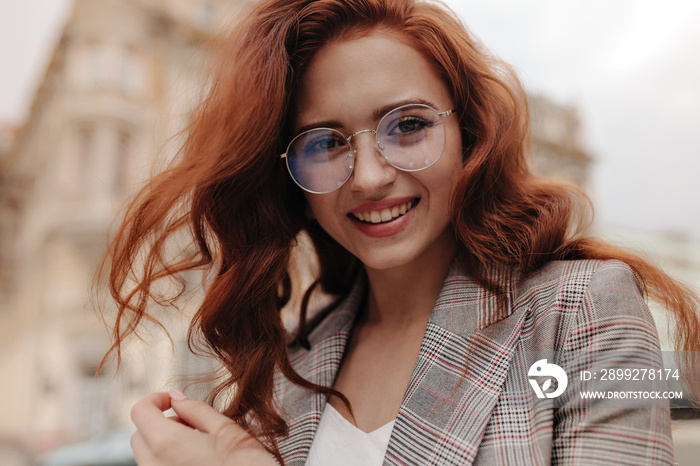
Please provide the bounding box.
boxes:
[280,103,455,194]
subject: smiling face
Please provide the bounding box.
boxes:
[292,30,463,273]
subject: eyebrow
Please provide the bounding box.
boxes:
[295,97,440,135]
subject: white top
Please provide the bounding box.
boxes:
[306,403,396,466]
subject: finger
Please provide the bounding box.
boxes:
[167,414,190,426]
[132,392,199,447]
[168,389,236,434]
[130,431,152,464]
[130,392,172,430]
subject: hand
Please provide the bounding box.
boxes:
[130,390,277,466]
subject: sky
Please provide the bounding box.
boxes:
[1,0,699,240]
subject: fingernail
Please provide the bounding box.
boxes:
[169,389,188,401]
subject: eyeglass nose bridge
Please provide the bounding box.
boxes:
[346,128,386,152]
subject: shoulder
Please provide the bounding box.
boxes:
[513,259,658,351]
[514,259,644,312]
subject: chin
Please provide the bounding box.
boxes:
[354,248,422,272]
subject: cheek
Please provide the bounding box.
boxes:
[428,149,463,215]
[439,145,464,190]
[304,194,334,223]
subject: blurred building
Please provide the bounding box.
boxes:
[0,0,236,461]
[5,0,697,464]
[529,94,592,191]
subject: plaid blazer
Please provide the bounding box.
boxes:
[274,259,675,465]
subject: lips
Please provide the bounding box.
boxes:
[347,197,420,238]
[350,198,417,224]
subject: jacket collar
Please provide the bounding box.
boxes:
[277,260,531,465]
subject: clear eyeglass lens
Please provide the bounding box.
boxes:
[377,105,446,171]
[285,104,446,193]
[286,128,353,194]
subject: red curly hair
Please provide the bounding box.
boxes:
[99,0,700,460]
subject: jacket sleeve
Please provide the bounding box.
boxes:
[552,260,675,465]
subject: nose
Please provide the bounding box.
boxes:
[348,132,397,194]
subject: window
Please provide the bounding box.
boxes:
[79,126,95,172]
[88,43,104,89]
[113,129,131,194]
[77,363,111,433]
[117,45,138,94]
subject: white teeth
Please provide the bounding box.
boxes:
[352,199,416,224]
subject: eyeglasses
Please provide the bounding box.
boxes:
[280,103,454,194]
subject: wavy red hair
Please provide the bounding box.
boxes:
[99,0,700,460]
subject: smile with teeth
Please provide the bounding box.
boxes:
[350,199,418,224]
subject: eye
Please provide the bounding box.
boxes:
[389,116,431,136]
[298,131,348,161]
[308,134,343,151]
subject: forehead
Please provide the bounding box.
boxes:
[293,30,452,130]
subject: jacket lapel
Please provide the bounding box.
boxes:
[277,263,529,466]
[275,271,367,465]
[385,264,530,466]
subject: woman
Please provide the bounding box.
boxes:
[103,0,700,464]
